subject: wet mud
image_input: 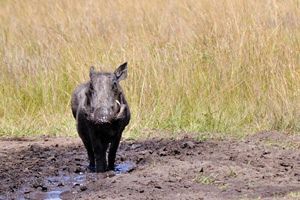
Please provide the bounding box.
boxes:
[0,132,299,199]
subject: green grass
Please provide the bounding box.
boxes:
[194,173,216,185]
[0,0,300,137]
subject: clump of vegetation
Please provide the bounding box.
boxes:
[194,173,216,185]
[0,0,299,137]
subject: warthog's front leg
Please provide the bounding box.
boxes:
[91,133,108,172]
[108,132,122,170]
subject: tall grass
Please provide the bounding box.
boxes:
[0,0,299,137]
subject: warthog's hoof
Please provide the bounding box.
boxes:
[88,164,95,172]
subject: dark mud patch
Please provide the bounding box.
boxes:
[0,132,299,200]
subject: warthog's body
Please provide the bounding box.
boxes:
[71,63,130,172]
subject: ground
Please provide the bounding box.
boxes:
[0,132,299,200]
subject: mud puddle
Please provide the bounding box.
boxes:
[0,132,299,199]
[115,161,136,174]
[16,162,136,200]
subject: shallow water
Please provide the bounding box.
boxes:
[43,190,64,200]
[115,161,136,174]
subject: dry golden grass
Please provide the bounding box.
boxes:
[0,0,299,137]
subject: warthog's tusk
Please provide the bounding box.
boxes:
[116,104,126,119]
[115,100,121,106]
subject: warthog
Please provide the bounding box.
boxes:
[71,62,130,172]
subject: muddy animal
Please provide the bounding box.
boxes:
[71,62,130,172]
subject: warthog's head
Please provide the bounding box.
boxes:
[85,62,128,125]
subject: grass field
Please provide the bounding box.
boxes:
[0,0,299,137]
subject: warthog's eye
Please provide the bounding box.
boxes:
[89,83,94,92]
[86,92,91,106]
[112,81,118,91]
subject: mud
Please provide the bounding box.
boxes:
[0,132,299,200]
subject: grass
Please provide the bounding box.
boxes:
[0,0,300,137]
[264,139,300,150]
[287,191,300,199]
[194,173,216,185]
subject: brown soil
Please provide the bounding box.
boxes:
[0,132,299,200]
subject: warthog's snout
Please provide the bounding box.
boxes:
[90,100,125,124]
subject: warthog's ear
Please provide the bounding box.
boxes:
[89,66,95,78]
[114,62,128,81]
